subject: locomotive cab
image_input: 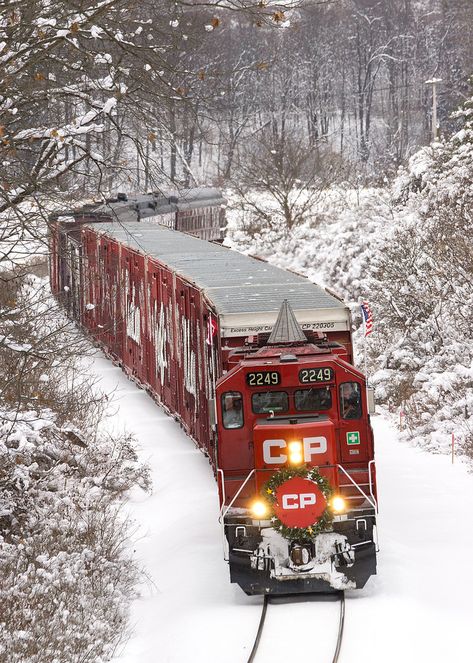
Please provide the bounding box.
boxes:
[215,301,378,595]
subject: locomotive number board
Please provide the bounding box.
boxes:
[246,371,281,387]
[299,367,334,384]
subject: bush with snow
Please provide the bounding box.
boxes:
[0,269,150,662]
[367,88,473,453]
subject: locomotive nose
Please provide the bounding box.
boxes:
[253,416,337,470]
[252,415,339,497]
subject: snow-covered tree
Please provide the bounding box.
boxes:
[0,273,151,662]
[366,85,473,450]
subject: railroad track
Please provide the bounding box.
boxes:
[247,591,345,663]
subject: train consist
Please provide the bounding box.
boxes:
[50,197,378,596]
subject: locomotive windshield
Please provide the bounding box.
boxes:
[294,387,331,411]
[252,391,288,414]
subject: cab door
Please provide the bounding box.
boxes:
[215,368,253,472]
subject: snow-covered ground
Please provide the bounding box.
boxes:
[92,353,473,663]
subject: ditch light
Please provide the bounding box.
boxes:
[250,500,268,518]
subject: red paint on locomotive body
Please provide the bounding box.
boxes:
[215,341,378,594]
[215,346,375,507]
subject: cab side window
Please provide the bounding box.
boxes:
[339,382,362,420]
[222,391,244,429]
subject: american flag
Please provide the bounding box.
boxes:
[361,300,373,337]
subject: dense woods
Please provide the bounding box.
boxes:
[228,87,473,457]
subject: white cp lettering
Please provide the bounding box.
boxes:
[262,439,287,464]
[263,437,328,464]
[303,436,327,458]
[282,493,317,510]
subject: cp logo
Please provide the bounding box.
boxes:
[281,493,317,510]
[274,476,327,528]
[263,437,327,465]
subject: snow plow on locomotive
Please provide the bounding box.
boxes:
[49,201,378,596]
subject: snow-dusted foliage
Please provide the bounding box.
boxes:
[0,272,150,662]
[227,88,473,457]
[367,89,473,453]
[225,186,393,302]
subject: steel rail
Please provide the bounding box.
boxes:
[247,591,345,663]
[246,595,269,663]
[332,591,345,663]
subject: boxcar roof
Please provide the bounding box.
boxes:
[91,187,225,218]
[85,221,350,336]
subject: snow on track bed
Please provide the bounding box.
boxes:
[90,352,473,663]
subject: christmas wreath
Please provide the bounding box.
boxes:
[262,466,334,541]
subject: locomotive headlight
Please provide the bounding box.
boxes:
[288,440,303,466]
[251,500,268,518]
[331,496,347,513]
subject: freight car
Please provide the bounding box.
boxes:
[50,216,378,595]
[51,186,225,242]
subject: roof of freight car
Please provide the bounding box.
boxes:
[91,188,225,219]
[85,221,349,334]
[53,189,225,223]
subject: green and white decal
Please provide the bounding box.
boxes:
[346,431,360,445]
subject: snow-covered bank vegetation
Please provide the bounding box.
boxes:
[226,89,473,459]
[0,271,150,662]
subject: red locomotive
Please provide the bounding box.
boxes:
[216,301,377,594]
[50,203,378,596]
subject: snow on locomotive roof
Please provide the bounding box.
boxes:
[86,221,350,337]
